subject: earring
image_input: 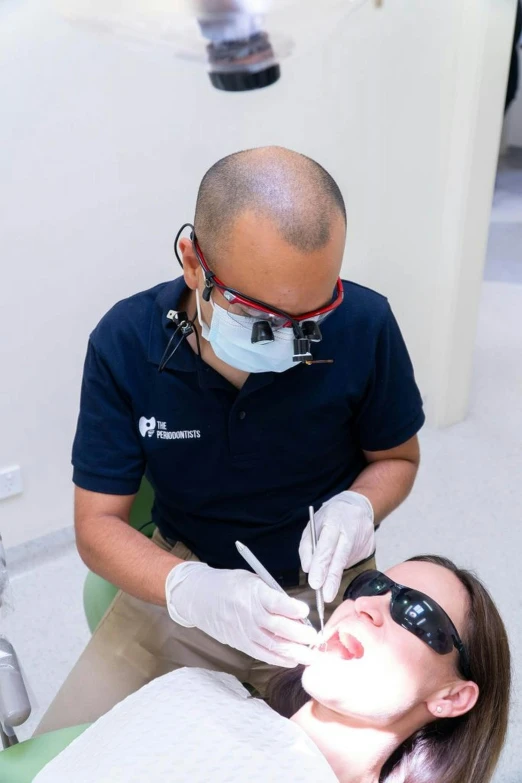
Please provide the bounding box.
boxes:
[436,706,443,714]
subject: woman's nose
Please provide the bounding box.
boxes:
[353,595,386,627]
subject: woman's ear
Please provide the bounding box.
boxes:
[427,681,479,720]
[178,237,200,290]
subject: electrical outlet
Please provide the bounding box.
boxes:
[0,466,23,500]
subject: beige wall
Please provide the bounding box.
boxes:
[0,0,516,546]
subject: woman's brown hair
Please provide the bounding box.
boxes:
[267,555,511,783]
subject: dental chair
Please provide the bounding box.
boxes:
[0,478,155,782]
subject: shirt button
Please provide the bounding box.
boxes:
[238,411,247,420]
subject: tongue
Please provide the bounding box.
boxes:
[339,632,364,659]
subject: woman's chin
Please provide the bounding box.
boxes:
[302,651,363,703]
[302,647,416,722]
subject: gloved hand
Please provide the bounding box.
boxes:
[165,561,318,667]
[299,491,376,603]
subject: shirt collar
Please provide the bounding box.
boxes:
[148,276,197,372]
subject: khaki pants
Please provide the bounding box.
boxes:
[35,532,376,735]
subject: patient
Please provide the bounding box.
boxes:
[35,555,510,783]
[268,554,511,783]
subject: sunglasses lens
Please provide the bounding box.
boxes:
[344,570,390,601]
[305,310,334,326]
[220,281,343,331]
[343,571,470,676]
[222,292,289,330]
[391,588,454,654]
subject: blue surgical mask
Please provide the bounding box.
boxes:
[196,290,296,374]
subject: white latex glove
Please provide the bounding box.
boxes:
[166,561,318,668]
[299,491,376,603]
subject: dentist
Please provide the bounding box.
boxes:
[37,146,423,733]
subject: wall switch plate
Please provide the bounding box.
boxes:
[0,466,23,500]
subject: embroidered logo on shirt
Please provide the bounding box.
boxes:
[138,417,201,440]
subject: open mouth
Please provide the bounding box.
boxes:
[324,629,364,660]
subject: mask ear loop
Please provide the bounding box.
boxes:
[195,288,206,327]
[192,310,202,358]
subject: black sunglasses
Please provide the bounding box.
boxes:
[343,570,472,680]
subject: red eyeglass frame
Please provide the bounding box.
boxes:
[175,223,344,329]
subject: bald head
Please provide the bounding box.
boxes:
[194,147,346,263]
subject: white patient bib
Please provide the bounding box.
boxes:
[35,667,338,782]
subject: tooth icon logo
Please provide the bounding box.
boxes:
[139,417,156,438]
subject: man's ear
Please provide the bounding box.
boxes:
[427,681,479,720]
[178,237,200,290]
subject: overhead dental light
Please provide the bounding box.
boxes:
[54,0,376,92]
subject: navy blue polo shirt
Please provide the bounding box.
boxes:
[72,276,424,575]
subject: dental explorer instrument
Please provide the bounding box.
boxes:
[308,505,325,638]
[235,541,314,628]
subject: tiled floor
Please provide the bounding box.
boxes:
[2,541,89,741]
[2,151,522,780]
